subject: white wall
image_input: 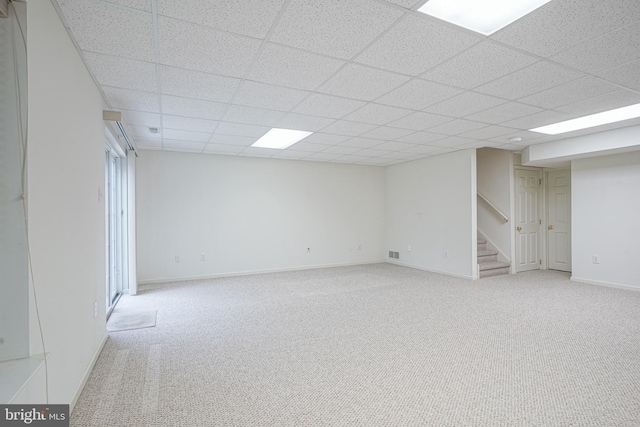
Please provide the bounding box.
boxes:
[13,0,108,406]
[571,151,640,290]
[476,148,512,261]
[385,149,477,279]
[136,151,386,282]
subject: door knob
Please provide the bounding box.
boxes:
[516,226,522,231]
[548,225,554,230]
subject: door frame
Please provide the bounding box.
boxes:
[544,167,572,272]
[513,166,544,272]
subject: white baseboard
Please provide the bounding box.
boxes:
[138,260,386,286]
[570,277,639,292]
[70,333,108,413]
[386,260,474,280]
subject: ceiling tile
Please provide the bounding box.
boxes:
[162,115,219,133]
[492,0,640,58]
[162,129,211,142]
[551,21,640,74]
[428,136,475,148]
[318,64,410,101]
[517,77,620,109]
[239,147,281,157]
[161,95,226,120]
[216,122,270,137]
[424,92,506,117]
[383,0,421,8]
[56,0,155,61]
[135,137,162,147]
[83,51,157,92]
[276,113,335,132]
[556,89,640,116]
[500,110,577,130]
[465,102,543,125]
[597,59,640,89]
[387,112,453,131]
[355,14,480,76]
[121,110,161,127]
[352,148,392,157]
[270,0,403,60]
[157,0,285,39]
[103,87,159,112]
[376,79,463,110]
[271,150,312,160]
[458,125,518,140]
[203,143,245,155]
[344,104,413,125]
[332,155,371,164]
[475,61,584,100]
[163,140,206,151]
[341,137,385,149]
[159,66,241,103]
[157,17,261,77]
[233,81,310,111]
[321,120,377,137]
[321,145,363,155]
[102,0,151,12]
[293,94,366,119]
[223,105,287,127]
[300,133,351,145]
[421,41,537,89]
[401,144,443,154]
[247,43,345,91]
[378,150,419,159]
[302,152,342,161]
[360,126,414,141]
[130,125,161,139]
[209,134,257,146]
[371,141,415,151]
[426,119,488,135]
[287,142,330,153]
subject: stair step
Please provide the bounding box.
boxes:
[478,261,510,271]
[480,267,510,278]
[477,239,487,245]
[477,249,498,264]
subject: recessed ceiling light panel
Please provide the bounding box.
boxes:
[417,0,552,36]
[251,128,313,149]
[530,103,640,135]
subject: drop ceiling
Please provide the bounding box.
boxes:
[53,0,640,166]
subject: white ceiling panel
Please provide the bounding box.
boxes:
[458,125,518,140]
[466,102,542,125]
[360,126,415,141]
[492,0,640,58]
[475,61,584,100]
[223,105,287,127]
[378,150,419,159]
[157,17,261,77]
[321,145,364,155]
[551,21,640,74]
[216,122,270,138]
[517,77,620,109]
[56,0,155,61]
[136,137,162,147]
[424,92,507,118]
[102,0,151,12]
[500,110,577,130]
[163,129,211,142]
[162,115,219,133]
[293,94,366,119]
[352,148,393,157]
[103,86,159,112]
[387,112,454,131]
[203,143,245,155]
[375,79,463,110]
[428,136,475,148]
[276,113,335,132]
[161,95,227,120]
[332,155,371,164]
[556,89,640,116]
[341,138,386,149]
[286,142,330,153]
[83,51,157,92]
[318,64,410,101]
[130,125,161,138]
[356,157,391,166]
[401,144,443,154]
[233,81,310,111]
[121,110,161,127]
[426,119,488,136]
[270,0,403,60]
[209,134,257,146]
[302,152,342,162]
[421,41,537,89]
[597,59,640,89]
[159,66,241,103]
[271,150,312,160]
[371,141,416,151]
[355,14,480,76]
[383,0,421,8]
[344,104,413,125]
[321,120,377,137]
[247,43,345,91]
[157,0,285,39]
[239,147,282,157]
[163,140,206,151]
[300,133,351,145]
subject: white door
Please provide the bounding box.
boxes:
[547,170,571,272]
[515,168,541,272]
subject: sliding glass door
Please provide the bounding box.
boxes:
[105,148,123,315]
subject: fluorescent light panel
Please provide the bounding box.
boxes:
[530,103,640,135]
[417,0,552,36]
[251,128,312,149]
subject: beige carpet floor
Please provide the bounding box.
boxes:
[71,264,640,426]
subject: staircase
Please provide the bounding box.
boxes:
[478,239,510,278]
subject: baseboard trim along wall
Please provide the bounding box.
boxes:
[386,260,475,280]
[70,333,108,413]
[570,277,639,292]
[137,260,386,286]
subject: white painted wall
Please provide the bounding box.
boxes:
[571,151,640,290]
[385,149,477,279]
[13,0,108,406]
[476,148,512,261]
[136,151,386,282]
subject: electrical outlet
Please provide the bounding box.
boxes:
[175,255,180,262]
[200,253,206,261]
[592,255,599,264]
[443,250,449,258]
